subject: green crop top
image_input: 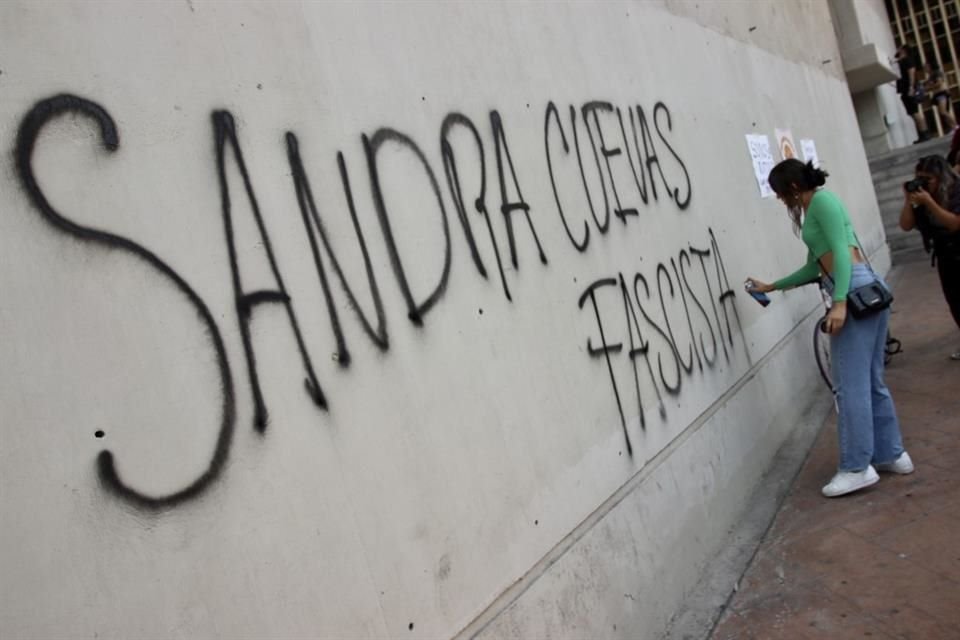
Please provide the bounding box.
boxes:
[772,190,857,301]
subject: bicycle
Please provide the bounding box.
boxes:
[813,314,835,394]
[812,280,902,397]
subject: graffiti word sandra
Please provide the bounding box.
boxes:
[15,93,697,510]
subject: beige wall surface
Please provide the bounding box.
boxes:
[832,0,916,151]
[0,2,883,638]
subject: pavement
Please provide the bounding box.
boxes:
[709,254,960,640]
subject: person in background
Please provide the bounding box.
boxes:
[922,63,957,134]
[748,159,912,497]
[895,40,931,143]
[899,155,960,359]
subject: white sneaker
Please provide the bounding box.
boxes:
[822,466,879,497]
[875,451,914,474]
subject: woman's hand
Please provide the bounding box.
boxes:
[900,186,918,230]
[822,301,847,335]
[745,278,774,293]
[907,186,935,209]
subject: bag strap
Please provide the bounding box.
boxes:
[854,232,876,272]
[816,255,833,286]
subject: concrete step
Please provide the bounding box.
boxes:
[876,183,906,202]
[881,195,904,209]
[889,234,925,255]
[871,165,916,185]
[878,201,904,219]
[870,156,917,175]
[878,192,905,209]
[868,135,952,173]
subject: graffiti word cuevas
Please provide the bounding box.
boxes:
[15,93,702,510]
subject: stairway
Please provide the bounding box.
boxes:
[869,134,953,264]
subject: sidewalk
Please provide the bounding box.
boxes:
[710,257,960,640]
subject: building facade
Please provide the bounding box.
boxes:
[886,0,960,138]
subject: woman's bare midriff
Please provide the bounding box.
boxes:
[819,246,865,275]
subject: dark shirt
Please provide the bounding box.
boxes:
[896,47,919,95]
[916,181,960,257]
[950,181,960,215]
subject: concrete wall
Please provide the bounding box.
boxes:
[831,0,917,154]
[0,2,885,638]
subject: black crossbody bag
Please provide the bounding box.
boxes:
[818,238,893,319]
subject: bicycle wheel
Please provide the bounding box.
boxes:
[884,331,903,365]
[813,320,834,393]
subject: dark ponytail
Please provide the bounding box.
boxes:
[806,161,828,188]
[768,159,828,196]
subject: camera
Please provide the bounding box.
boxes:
[904,177,928,192]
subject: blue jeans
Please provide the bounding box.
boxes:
[828,264,904,471]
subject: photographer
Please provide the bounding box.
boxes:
[899,155,960,359]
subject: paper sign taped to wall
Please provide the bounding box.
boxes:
[775,128,797,160]
[800,139,819,167]
[745,133,775,198]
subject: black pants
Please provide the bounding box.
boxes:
[936,250,960,331]
[900,92,920,116]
